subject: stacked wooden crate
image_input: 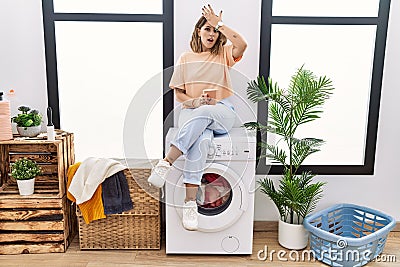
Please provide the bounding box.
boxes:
[0,131,76,254]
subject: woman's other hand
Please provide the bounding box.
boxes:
[183,96,207,108]
[201,93,217,105]
[182,95,216,108]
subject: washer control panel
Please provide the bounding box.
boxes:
[166,127,257,161]
[207,142,256,160]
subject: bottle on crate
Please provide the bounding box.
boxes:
[0,91,13,141]
[7,89,19,134]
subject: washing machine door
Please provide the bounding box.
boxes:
[173,163,248,232]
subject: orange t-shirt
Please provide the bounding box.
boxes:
[169,45,240,101]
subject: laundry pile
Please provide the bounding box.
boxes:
[67,157,133,224]
[197,173,231,208]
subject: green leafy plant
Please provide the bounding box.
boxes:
[11,106,42,128]
[11,158,42,180]
[244,66,334,224]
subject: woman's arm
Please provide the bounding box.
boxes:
[175,88,191,103]
[217,24,247,59]
[202,4,247,59]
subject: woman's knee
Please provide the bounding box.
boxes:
[193,105,214,117]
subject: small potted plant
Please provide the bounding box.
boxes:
[11,158,41,195]
[11,106,42,137]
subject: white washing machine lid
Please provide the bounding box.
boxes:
[173,163,248,232]
[166,127,256,146]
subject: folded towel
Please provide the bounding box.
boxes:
[68,157,126,204]
[67,162,106,224]
[102,170,133,215]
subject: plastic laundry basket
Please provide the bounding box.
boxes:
[303,203,396,267]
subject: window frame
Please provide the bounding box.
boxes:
[41,0,174,156]
[257,0,391,175]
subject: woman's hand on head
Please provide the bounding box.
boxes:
[201,4,222,28]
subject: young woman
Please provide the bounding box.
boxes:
[148,4,247,230]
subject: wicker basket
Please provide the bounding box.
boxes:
[77,168,160,250]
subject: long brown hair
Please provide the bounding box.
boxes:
[190,16,227,55]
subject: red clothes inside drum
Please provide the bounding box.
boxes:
[198,173,231,208]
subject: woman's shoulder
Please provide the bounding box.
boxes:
[184,49,206,56]
[177,51,196,61]
[179,50,207,62]
[180,51,193,57]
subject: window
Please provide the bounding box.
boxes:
[42,0,174,161]
[53,0,163,14]
[272,0,380,17]
[257,0,391,174]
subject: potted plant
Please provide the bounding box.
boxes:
[11,106,42,137]
[244,66,334,249]
[11,158,42,196]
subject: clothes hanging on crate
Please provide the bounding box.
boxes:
[68,157,126,204]
[67,158,135,224]
[102,170,133,215]
[67,162,106,224]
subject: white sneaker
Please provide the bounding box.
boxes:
[182,200,199,231]
[147,159,171,188]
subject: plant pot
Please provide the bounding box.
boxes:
[16,178,35,196]
[17,126,41,137]
[278,219,308,250]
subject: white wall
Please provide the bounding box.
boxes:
[1,0,399,220]
[0,0,48,132]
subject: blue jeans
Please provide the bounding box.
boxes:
[170,98,236,185]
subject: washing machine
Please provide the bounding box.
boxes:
[165,127,256,254]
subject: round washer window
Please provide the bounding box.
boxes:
[196,173,233,216]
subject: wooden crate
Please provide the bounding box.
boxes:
[0,131,74,198]
[0,131,77,254]
[77,167,161,250]
[0,195,77,254]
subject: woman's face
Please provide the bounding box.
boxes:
[197,22,219,51]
